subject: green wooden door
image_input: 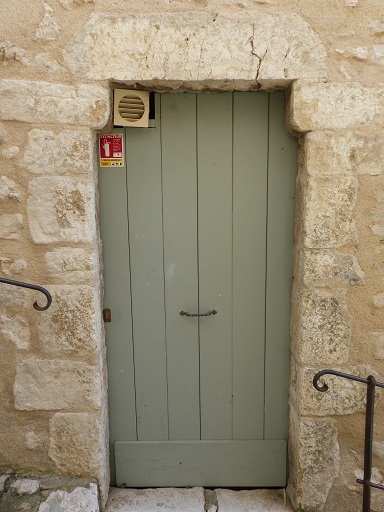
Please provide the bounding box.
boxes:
[98,92,297,488]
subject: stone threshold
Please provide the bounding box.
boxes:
[106,487,294,512]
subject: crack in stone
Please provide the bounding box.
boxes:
[204,488,218,512]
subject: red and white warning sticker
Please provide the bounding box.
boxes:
[99,134,124,167]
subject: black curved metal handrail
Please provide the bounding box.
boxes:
[314,369,384,512]
[0,277,52,311]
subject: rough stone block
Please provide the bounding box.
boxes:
[302,249,365,287]
[27,177,93,244]
[36,285,97,356]
[10,479,40,496]
[0,176,20,201]
[371,332,384,359]
[44,248,93,284]
[297,288,351,365]
[0,313,30,349]
[14,358,100,411]
[38,483,99,512]
[305,131,384,176]
[23,129,92,175]
[34,3,61,42]
[0,80,109,129]
[373,293,384,308]
[292,414,340,511]
[0,258,27,277]
[303,175,358,248]
[0,474,11,492]
[0,214,23,240]
[298,365,374,416]
[48,414,101,477]
[64,12,326,83]
[290,83,384,132]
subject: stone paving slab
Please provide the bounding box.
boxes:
[106,487,205,512]
[216,489,293,512]
[106,487,293,512]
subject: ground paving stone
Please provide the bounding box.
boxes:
[106,487,205,512]
[216,489,293,512]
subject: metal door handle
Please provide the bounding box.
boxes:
[179,309,217,317]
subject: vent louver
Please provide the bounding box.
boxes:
[113,89,150,128]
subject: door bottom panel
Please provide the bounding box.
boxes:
[115,440,287,487]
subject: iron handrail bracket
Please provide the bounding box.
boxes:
[0,277,52,311]
[313,369,384,512]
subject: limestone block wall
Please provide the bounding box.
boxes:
[0,79,110,504]
[0,1,384,511]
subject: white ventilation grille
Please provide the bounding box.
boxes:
[114,89,150,128]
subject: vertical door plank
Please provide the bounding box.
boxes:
[98,129,137,484]
[197,93,233,440]
[265,92,297,439]
[232,93,268,440]
[161,93,200,440]
[125,99,169,441]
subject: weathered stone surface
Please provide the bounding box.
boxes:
[292,416,340,511]
[33,53,66,74]
[298,365,374,416]
[64,12,326,84]
[0,176,20,201]
[371,332,384,359]
[23,129,92,175]
[0,42,29,65]
[0,313,30,350]
[215,489,292,512]
[34,3,61,42]
[10,479,40,496]
[336,45,384,66]
[290,83,384,132]
[27,177,93,244]
[0,80,109,128]
[297,288,351,365]
[305,131,384,176]
[58,0,94,9]
[44,248,93,284]
[0,474,11,492]
[373,441,384,461]
[0,214,23,240]
[0,258,27,277]
[106,487,205,512]
[37,285,97,356]
[302,249,364,287]
[1,145,20,159]
[39,483,99,512]
[48,414,101,476]
[39,484,98,511]
[303,175,358,248]
[0,286,29,308]
[371,20,384,34]
[25,431,45,451]
[373,293,384,308]
[370,189,384,236]
[14,358,100,411]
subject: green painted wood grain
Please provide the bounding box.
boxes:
[264,92,297,440]
[197,93,234,440]
[98,128,137,486]
[232,92,269,440]
[125,97,169,441]
[115,439,287,487]
[160,93,200,440]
